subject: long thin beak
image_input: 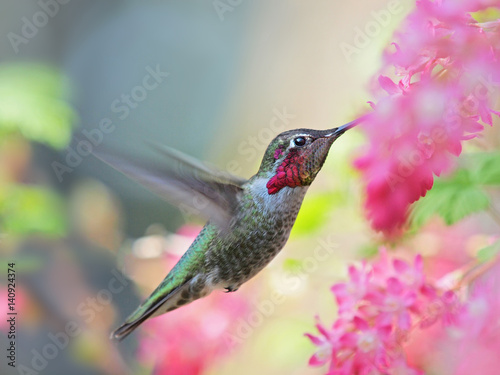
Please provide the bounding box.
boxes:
[324,119,360,138]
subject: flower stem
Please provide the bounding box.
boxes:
[457,255,499,289]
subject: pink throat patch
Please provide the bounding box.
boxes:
[266,151,304,194]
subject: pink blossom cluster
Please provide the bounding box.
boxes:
[305,250,458,375]
[355,0,500,234]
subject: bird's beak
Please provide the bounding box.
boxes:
[324,119,359,139]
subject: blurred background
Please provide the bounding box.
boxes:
[0,1,417,374]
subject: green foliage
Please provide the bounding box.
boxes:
[477,240,500,263]
[357,243,380,259]
[468,152,500,185]
[0,63,76,149]
[472,7,500,23]
[411,153,500,228]
[0,185,67,236]
[282,258,303,273]
[291,192,343,237]
[411,171,490,227]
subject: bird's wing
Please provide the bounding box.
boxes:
[90,142,246,228]
[147,142,247,186]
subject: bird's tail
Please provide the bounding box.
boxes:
[111,317,148,341]
[110,278,189,341]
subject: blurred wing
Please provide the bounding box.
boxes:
[90,143,246,227]
[147,142,247,186]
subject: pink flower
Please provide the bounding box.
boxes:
[305,317,347,368]
[355,0,500,235]
[306,316,394,375]
[331,263,371,317]
[306,249,457,374]
[371,249,424,291]
[371,278,417,330]
[339,317,393,373]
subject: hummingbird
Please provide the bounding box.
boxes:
[98,120,358,341]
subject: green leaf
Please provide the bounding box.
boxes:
[443,187,490,224]
[467,152,500,185]
[410,151,500,228]
[477,241,500,263]
[0,185,67,236]
[411,169,490,228]
[0,63,76,149]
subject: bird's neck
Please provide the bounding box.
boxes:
[244,174,309,216]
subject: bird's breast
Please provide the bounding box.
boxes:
[204,178,309,287]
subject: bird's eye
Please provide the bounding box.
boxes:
[293,137,307,147]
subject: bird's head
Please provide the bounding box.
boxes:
[257,121,357,194]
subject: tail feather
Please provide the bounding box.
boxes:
[110,281,187,341]
[111,317,149,342]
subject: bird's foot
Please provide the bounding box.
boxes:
[225,285,238,293]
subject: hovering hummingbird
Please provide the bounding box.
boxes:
[98,120,358,341]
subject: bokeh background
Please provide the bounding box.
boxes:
[0,1,420,374]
